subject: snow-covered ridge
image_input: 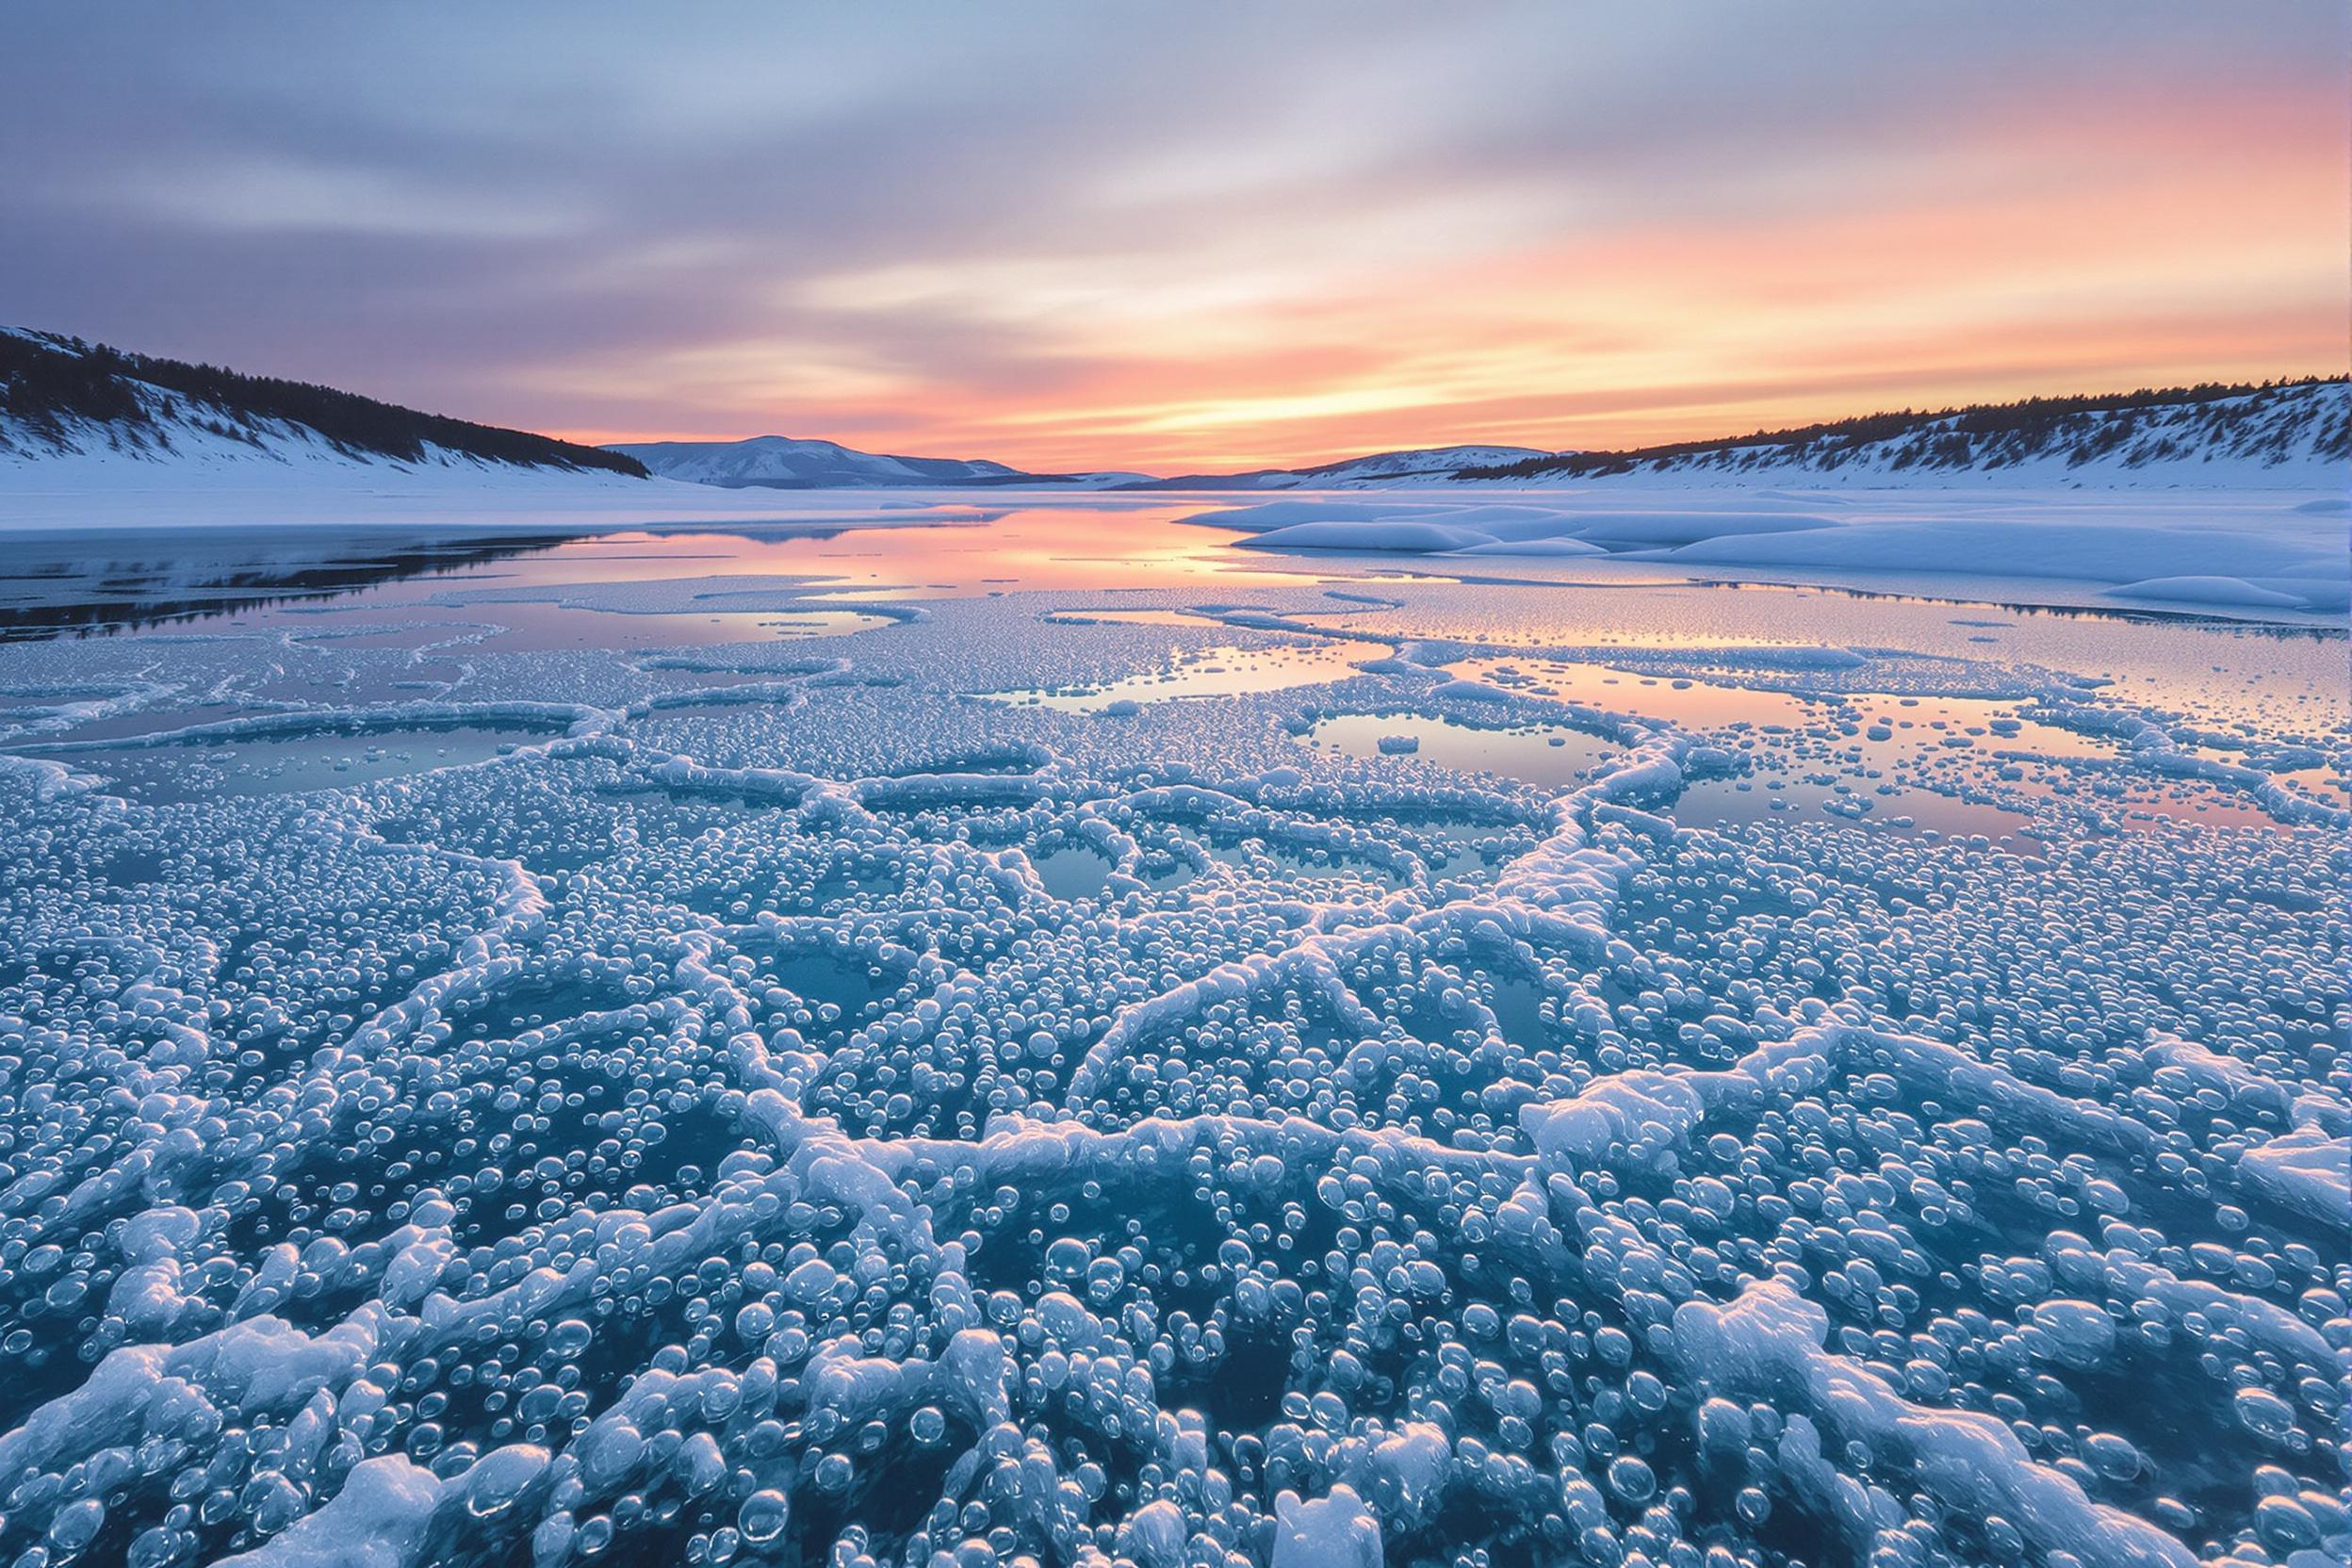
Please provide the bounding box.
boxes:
[1450,379,2352,490]
[1132,444,1554,491]
[611,434,1148,489]
[0,326,645,480]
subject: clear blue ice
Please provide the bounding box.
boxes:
[0,504,2344,1568]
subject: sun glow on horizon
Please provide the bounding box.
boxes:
[545,69,2346,474]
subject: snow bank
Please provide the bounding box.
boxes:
[2105,576,2318,611]
[1449,536,1608,556]
[1180,484,2346,617]
[1181,498,1461,533]
[1237,518,1503,552]
[1546,508,1842,547]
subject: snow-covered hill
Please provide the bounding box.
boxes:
[610,435,1148,489]
[1133,443,1553,490]
[1,327,645,481]
[1455,380,2351,489]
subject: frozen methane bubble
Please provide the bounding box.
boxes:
[0,555,2341,1568]
[1272,1485,1382,1568]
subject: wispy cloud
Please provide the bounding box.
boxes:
[2,1,2340,470]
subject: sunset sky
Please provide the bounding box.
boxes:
[4,2,2344,474]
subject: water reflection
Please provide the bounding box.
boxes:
[1296,712,1615,790]
[0,529,576,641]
[984,641,1393,712]
[0,503,1325,645]
[7,503,2340,776]
[1442,656,1819,727]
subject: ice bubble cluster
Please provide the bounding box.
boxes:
[0,582,2342,1568]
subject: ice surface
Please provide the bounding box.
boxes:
[1180,486,2351,618]
[1239,519,1506,553]
[0,507,2342,1568]
[1635,518,2349,613]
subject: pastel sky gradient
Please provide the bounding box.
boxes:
[4,2,2344,472]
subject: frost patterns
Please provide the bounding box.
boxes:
[0,577,2344,1568]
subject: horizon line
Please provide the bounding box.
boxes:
[555,368,2352,474]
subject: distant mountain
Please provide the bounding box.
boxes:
[1129,444,1554,490]
[610,435,1149,490]
[1452,379,2351,487]
[611,435,1021,488]
[0,327,646,478]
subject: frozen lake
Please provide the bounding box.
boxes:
[0,498,2344,1568]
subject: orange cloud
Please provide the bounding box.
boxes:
[552,54,2345,473]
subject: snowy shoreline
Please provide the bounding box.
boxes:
[4,480,2346,629]
[3,429,2344,627]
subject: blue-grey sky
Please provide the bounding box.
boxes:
[4,2,2343,469]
